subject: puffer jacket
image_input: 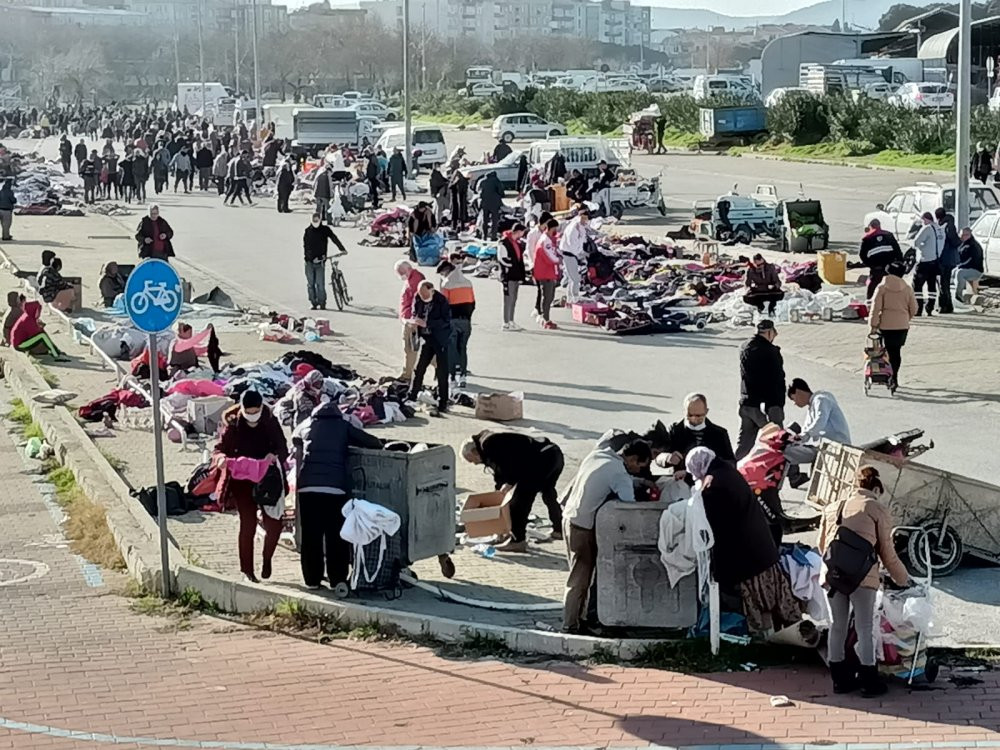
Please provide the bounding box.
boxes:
[817,488,909,590]
[744,262,781,292]
[739,334,785,409]
[870,274,917,332]
[294,401,381,493]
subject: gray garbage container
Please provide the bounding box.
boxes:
[347,443,456,566]
[595,500,698,628]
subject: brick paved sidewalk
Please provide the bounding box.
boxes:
[1,392,999,750]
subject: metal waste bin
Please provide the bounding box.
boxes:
[348,443,456,566]
[595,500,698,628]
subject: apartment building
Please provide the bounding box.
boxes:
[360,0,651,47]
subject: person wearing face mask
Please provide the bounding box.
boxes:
[303,213,347,311]
[655,393,735,479]
[818,466,910,697]
[136,204,174,261]
[408,280,452,417]
[214,390,289,583]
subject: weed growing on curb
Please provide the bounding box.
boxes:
[43,461,125,571]
[23,421,44,440]
[7,398,31,425]
[588,645,619,665]
[100,450,129,473]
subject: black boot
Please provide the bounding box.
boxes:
[830,660,859,694]
[858,665,888,698]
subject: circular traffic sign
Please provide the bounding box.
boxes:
[124,259,183,333]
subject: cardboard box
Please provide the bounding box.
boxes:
[460,491,512,538]
[475,391,523,421]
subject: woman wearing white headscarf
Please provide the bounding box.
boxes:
[686,447,802,633]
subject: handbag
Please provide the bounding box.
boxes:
[823,498,877,596]
[253,463,285,507]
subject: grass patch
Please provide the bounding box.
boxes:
[413,112,489,128]
[7,398,32,425]
[127,584,216,631]
[43,461,125,571]
[660,127,703,149]
[22,421,44,440]
[729,142,954,172]
[565,118,623,137]
[29,358,59,387]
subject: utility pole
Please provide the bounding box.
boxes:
[172,4,181,92]
[198,0,206,115]
[403,0,412,171]
[234,0,240,95]
[251,0,262,133]
[956,0,972,228]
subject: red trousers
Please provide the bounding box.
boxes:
[230,480,282,577]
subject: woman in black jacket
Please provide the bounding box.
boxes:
[135,204,174,261]
[407,280,452,416]
[498,223,527,331]
[686,447,802,634]
[293,401,381,589]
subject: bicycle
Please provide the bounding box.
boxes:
[329,256,351,311]
[129,279,180,315]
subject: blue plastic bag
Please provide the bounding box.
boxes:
[413,234,445,266]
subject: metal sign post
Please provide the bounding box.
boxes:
[124,260,183,597]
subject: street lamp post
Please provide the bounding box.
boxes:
[250,0,263,133]
[956,0,972,228]
[198,0,206,116]
[403,0,412,172]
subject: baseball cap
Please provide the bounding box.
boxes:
[756,319,776,333]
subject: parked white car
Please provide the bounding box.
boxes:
[491,113,567,142]
[580,78,647,94]
[853,82,896,102]
[888,82,954,111]
[970,208,1000,276]
[764,87,810,107]
[469,82,503,98]
[863,181,1000,241]
[348,101,397,121]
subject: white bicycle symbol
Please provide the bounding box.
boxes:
[129,280,180,316]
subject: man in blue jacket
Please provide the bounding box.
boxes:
[293,401,381,590]
[935,207,960,314]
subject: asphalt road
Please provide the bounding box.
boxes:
[14,133,999,646]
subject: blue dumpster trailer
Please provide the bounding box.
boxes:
[698,106,767,144]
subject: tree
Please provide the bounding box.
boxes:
[877,3,928,30]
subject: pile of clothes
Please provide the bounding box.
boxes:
[10,159,83,215]
[78,348,417,439]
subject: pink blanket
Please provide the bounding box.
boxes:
[225,456,272,482]
[167,379,226,397]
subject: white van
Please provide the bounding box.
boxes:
[692,74,759,102]
[527,137,629,177]
[375,125,447,166]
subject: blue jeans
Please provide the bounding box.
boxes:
[449,318,471,376]
[304,260,326,307]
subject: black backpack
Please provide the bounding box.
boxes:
[132,481,188,517]
[823,499,877,595]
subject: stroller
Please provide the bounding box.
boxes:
[864,333,894,396]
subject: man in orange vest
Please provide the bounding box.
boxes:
[437,258,476,389]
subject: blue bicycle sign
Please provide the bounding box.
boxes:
[125,259,183,333]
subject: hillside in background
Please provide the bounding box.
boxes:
[650,0,939,30]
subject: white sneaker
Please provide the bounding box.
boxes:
[508,323,523,331]
[458,375,467,388]
[501,323,511,331]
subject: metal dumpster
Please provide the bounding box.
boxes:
[348,443,456,566]
[595,500,698,628]
[699,106,767,141]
